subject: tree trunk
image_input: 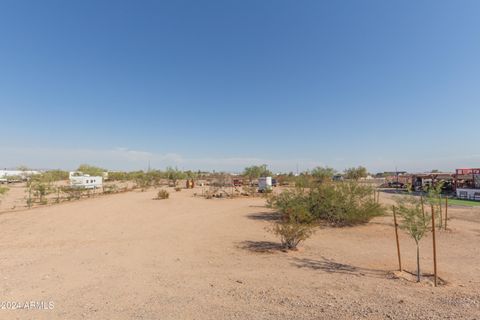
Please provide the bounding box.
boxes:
[416,242,421,282]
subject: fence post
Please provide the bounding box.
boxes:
[444,196,448,230]
[392,206,402,271]
[431,205,438,287]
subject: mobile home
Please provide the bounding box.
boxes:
[69,172,103,189]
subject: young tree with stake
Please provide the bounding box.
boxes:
[395,195,430,282]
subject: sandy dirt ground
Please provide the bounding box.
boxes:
[0,188,479,319]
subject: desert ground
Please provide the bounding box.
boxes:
[0,186,479,319]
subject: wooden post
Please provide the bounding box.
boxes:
[438,195,443,230]
[431,205,438,287]
[392,206,402,271]
[444,196,448,230]
[377,190,380,204]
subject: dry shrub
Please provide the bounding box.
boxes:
[155,189,170,200]
[174,187,182,192]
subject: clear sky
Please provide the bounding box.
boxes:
[1,0,479,173]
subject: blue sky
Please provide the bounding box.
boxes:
[1,0,479,173]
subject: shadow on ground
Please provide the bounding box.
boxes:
[291,257,388,279]
[246,211,282,221]
[238,240,286,253]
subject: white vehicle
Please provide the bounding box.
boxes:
[69,172,103,189]
[0,170,40,182]
[258,177,272,192]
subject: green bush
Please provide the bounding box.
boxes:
[309,182,384,226]
[268,181,384,226]
[268,221,316,250]
[268,202,316,250]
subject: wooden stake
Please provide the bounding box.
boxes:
[444,196,448,230]
[431,205,438,287]
[392,206,402,271]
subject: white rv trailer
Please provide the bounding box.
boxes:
[0,170,40,183]
[69,172,103,189]
[258,177,272,192]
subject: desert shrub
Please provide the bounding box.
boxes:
[25,178,54,207]
[42,170,69,181]
[268,181,384,226]
[61,186,84,200]
[309,182,384,226]
[108,171,129,181]
[269,221,316,250]
[103,184,118,194]
[0,186,9,205]
[267,192,316,249]
[155,189,170,200]
[0,186,8,195]
[268,203,316,249]
[242,185,257,196]
[174,187,181,192]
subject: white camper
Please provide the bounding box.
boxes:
[0,170,40,183]
[69,172,103,189]
[258,177,272,192]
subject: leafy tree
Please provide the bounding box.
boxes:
[310,166,336,183]
[42,170,69,181]
[165,167,186,186]
[343,166,368,180]
[25,175,54,206]
[243,165,272,180]
[77,164,106,176]
[395,194,430,282]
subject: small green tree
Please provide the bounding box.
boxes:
[344,166,368,180]
[243,164,272,180]
[424,182,444,229]
[395,195,430,282]
[165,167,186,187]
[42,170,69,181]
[25,177,53,206]
[268,200,316,250]
[310,166,336,184]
